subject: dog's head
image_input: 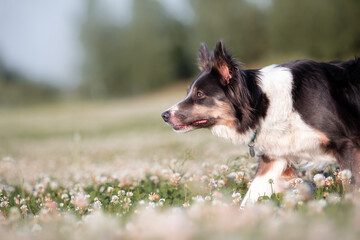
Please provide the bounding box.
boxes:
[161,41,253,133]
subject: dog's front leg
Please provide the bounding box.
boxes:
[240,155,295,208]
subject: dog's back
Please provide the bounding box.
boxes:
[281,58,360,134]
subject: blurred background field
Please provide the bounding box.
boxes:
[0,83,246,183]
[0,0,359,174]
[1,1,360,239]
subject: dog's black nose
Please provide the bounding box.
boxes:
[161,111,170,122]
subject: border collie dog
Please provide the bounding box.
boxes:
[162,41,360,206]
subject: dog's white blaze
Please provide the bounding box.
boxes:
[256,65,336,169]
[241,158,288,208]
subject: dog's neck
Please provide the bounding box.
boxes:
[232,69,269,134]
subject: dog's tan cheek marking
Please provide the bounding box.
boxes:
[212,99,237,124]
[191,100,235,122]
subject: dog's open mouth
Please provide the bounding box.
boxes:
[173,119,209,131]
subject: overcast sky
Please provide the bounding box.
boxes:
[0,0,84,88]
[0,0,194,89]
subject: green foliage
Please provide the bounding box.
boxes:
[268,0,360,59]
[80,0,360,98]
[80,0,194,98]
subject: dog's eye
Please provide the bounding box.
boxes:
[196,91,204,98]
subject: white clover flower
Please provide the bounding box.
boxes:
[325,176,334,186]
[290,178,304,187]
[183,201,190,208]
[0,197,9,207]
[204,196,211,201]
[20,204,28,216]
[45,199,57,211]
[126,191,133,197]
[61,193,69,201]
[232,192,242,204]
[209,178,217,188]
[35,183,45,193]
[219,164,229,173]
[150,175,159,184]
[211,170,220,176]
[118,190,126,196]
[111,195,120,204]
[226,172,237,179]
[313,174,325,187]
[107,187,114,193]
[338,169,352,183]
[235,171,246,182]
[49,181,58,190]
[70,194,88,209]
[93,200,102,209]
[148,193,160,201]
[232,192,241,198]
[217,180,225,188]
[170,173,181,185]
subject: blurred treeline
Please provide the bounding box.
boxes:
[80,0,360,98]
[0,60,59,106]
[1,0,360,104]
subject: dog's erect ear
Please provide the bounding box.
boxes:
[213,41,236,85]
[198,43,212,71]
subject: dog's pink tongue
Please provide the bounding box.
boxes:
[194,120,207,124]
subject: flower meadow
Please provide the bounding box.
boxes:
[1,91,360,240]
[1,155,360,240]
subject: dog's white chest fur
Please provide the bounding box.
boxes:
[212,65,337,169]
